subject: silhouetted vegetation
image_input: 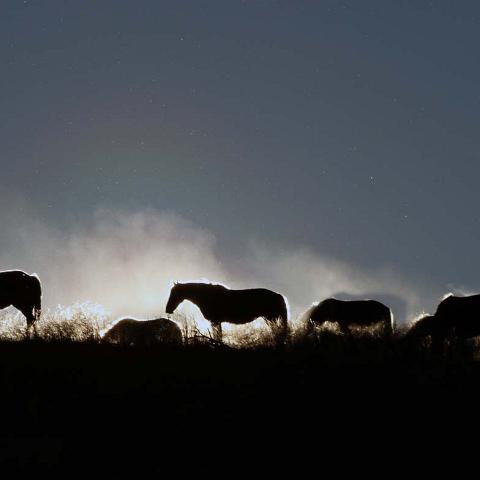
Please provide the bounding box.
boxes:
[0,307,480,474]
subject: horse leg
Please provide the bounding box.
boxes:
[24,323,31,340]
[211,322,222,342]
[18,305,36,340]
[267,317,288,345]
[265,319,278,343]
[31,321,38,339]
[338,322,350,336]
[305,318,315,336]
[431,333,444,356]
[452,331,470,359]
[383,317,393,338]
[26,317,39,340]
[278,316,289,343]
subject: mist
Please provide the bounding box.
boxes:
[0,193,441,324]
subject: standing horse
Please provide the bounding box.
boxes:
[308,298,394,337]
[435,294,480,338]
[165,282,289,342]
[0,270,42,337]
[102,318,182,347]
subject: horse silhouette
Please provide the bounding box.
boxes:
[165,282,288,342]
[308,298,394,336]
[333,291,407,325]
[102,318,182,347]
[0,270,41,337]
[406,294,480,352]
[407,314,436,338]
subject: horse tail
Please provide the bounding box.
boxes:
[29,274,42,321]
[276,294,289,342]
[384,309,395,337]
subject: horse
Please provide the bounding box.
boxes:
[0,270,42,337]
[434,294,480,338]
[102,317,182,347]
[403,314,438,349]
[308,298,394,337]
[406,294,480,353]
[165,282,289,342]
[406,314,437,338]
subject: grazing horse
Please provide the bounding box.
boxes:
[102,318,182,347]
[0,270,41,337]
[407,294,480,352]
[308,298,394,336]
[165,282,289,342]
[406,314,437,339]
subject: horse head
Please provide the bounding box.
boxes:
[166,283,183,314]
[310,298,337,326]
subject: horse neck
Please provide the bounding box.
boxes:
[179,284,212,308]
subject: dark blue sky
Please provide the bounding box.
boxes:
[2,1,480,294]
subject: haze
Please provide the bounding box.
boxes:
[2,2,479,322]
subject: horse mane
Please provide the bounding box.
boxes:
[174,278,230,286]
[180,282,229,292]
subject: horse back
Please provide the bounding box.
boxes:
[437,295,480,321]
[231,288,287,318]
[337,299,391,325]
[144,318,182,340]
[103,318,182,345]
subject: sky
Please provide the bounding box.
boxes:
[1,1,480,321]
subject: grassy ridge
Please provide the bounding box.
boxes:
[0,311,479,473]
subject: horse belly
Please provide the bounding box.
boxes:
[220,313,256,325]
[353,318,381,326]
[343,316,382,327]
[455,319,480,339]
[0,300,12,310]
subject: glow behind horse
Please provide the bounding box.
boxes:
[166,282,288,342]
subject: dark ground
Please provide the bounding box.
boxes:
[0,335,478,474]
